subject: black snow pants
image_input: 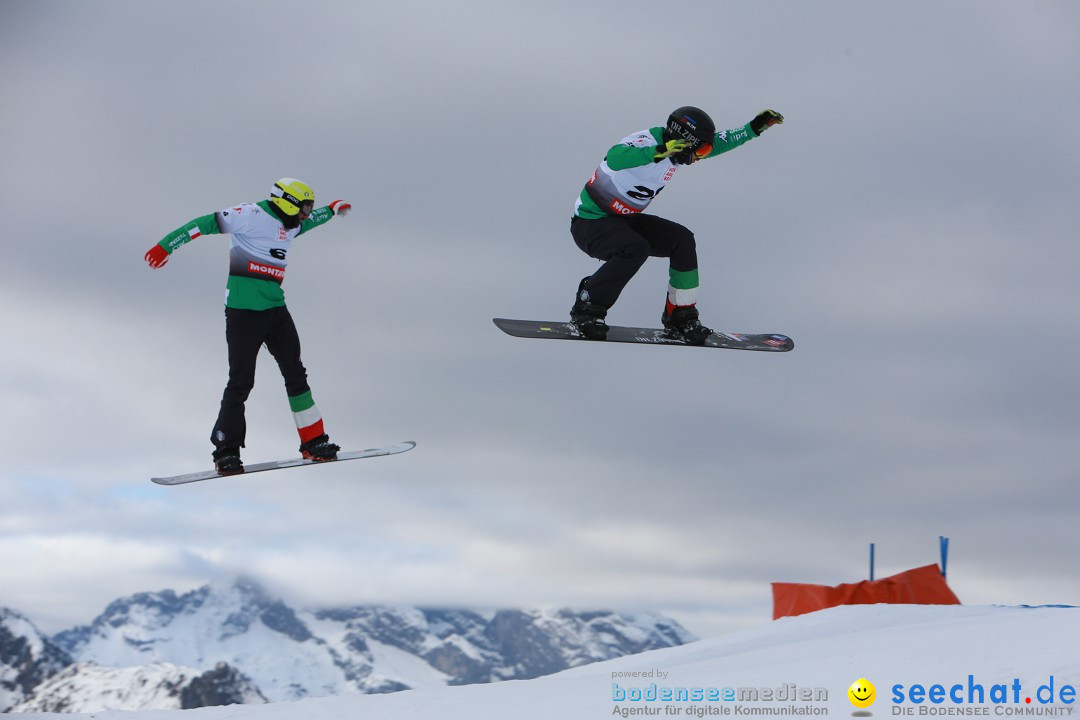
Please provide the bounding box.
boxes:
[211,306,311,450]
[570,214,698,309]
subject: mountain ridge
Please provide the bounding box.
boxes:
[2,577,694,712]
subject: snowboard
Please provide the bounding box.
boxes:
[492,318,793,352]
[151,441,416,486]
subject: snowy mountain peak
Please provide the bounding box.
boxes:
[0,607,72,711]
[53,577,312,659]
[42,578,694,705]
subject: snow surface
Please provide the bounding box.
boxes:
[19,603,1080,719]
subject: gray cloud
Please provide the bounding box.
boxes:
[1,0,1077,637]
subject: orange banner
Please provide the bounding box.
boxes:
[772,564,960,620]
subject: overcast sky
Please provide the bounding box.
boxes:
[1,0,1078,638]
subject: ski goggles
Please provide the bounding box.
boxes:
[298,200,315,214]
[693,142,713,159]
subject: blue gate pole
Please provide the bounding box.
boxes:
[869,543,875,581]
[940,536,949,578]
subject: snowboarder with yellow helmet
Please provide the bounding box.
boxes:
[145,179,352,474]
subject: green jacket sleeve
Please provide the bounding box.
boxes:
[701,123,757,160]
[156,213,222,255]
[297,206,336,236]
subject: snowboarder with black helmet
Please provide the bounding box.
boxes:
[144,178,352,474]
[570,106,784,344]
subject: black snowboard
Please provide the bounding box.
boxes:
[493,318,793,352]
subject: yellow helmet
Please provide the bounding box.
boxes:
[270,178,315,216]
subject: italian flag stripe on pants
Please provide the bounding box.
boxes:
[667,267,700,312]
[288,391,325,443]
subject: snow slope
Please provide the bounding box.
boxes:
[20,603,1080,719]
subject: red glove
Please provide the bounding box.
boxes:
[329,200,352,217]
[145,244,170,269]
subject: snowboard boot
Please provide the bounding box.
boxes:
[212,447,244,475]
[662,305,713,346]
[300,434,340,461]
[570,277,609,340]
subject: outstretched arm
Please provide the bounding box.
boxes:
[700,110,784,161]
[144,213,222,269]
[297,200,352,236]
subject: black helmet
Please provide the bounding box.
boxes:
[663,106,716,164]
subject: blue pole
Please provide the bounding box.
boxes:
[940,536,949,578]
[869,542,875,581]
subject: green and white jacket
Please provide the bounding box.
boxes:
[575,123,758,219]
[154,201,338,310]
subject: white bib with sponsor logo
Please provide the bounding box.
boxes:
[215,202,297,283]
[579,130,678,216]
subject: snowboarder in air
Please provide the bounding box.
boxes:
[570,106,784,344]
[144,179,352,474]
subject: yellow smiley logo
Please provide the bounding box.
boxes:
[848,678,876,709]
